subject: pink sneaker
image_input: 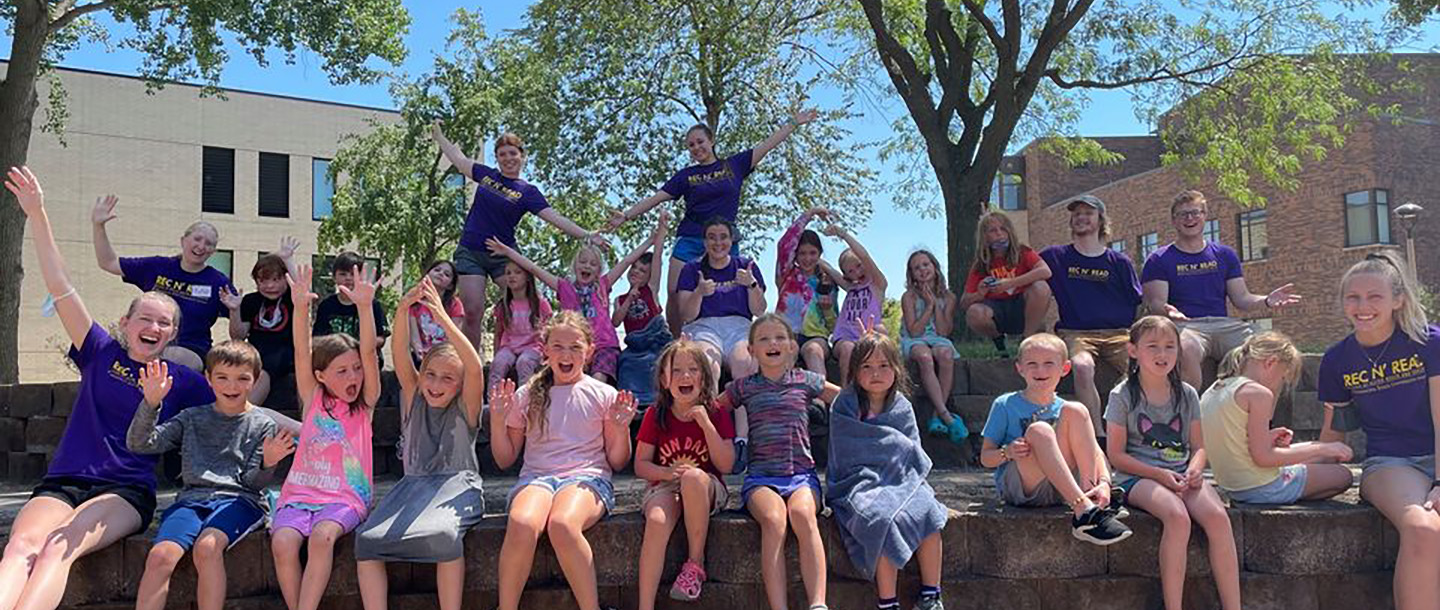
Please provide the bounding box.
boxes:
[668,559,707,601]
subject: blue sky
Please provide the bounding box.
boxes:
[19,1,1418,301]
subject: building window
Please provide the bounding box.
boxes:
[990,173,1025,211]
[1108,239,1126,257]
[259,152,290,218]
[1345,189,1391,246]
[1203,219,1221,244]
[207,250,233,278]
[1238,209,1268,261]
[313,158,334,220]
[1252,318,1273,331]
[201,147,234,214]
[1138,232,1159,260]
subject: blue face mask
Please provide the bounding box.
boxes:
[990,238,1010,251]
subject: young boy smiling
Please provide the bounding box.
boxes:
[127,341,296,610]
[979,333,1133,545]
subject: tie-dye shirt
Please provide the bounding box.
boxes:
[720,369,825,477]
[277,389,374,517]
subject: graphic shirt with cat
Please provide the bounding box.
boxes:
[1102,378,1201,475]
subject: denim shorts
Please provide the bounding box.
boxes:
[154,495,266,550]
[671,235,738,264]
[1360,454,1437,486]
[1226,464,1308,504]
[509,473,616,514]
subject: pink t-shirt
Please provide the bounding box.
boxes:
[557,277,619,349]
[505,375,617,479]
[409,299,466,357]
[494,298,553,351]
[277,389,374,516]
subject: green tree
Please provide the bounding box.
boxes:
[509,0,878,249]
[0,0,409,382]
[850,0,1411,298]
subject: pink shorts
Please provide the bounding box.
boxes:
[272,503,364,537]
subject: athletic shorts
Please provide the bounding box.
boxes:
[980,298,1027,336]
[996,462,1064,507]
[453,243,508,279]
[740,471,822,508]
[154,495,265,550]
[32,476,158,531]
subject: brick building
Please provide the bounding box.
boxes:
[999,54,1440,347]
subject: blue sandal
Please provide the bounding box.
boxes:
[947,417,970,444]
[927,415,949,436]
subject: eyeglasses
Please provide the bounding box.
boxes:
[1174,209,1206,219]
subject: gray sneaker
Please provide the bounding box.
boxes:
[915,595,944,610]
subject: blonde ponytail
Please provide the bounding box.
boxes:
[1218,331,1302,387]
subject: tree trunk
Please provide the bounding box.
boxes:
[939,168,989,300]
[0,2,51,383]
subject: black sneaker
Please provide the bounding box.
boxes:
[1072,505,1132,546]
[992,336,1008,356]
[1107,485,1131,520]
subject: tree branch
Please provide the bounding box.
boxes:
[959,0,1005,57]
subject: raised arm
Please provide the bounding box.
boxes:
[824,225,887,294]
[603,391,637,472]
[605,220,666,286]
[1227,277,1300,313]
[608,190,677,232]
[90,194,123,276]
[537,207,607,249]
[431,120,479,179]
[391,283,424,403]
[488,380,526,469]
[288,265,319,413]
[774,207,827,283]
[648,211,668,295]
[126,361,182,454]
[486,238,560,290]
[752,108,817,167]
[418,278,486,427]
[341,263,383,409]
[7,167,94,348]
[222,288,247,340]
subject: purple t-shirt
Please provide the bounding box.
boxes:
[47,323,214,489]
[557,277,620,350]
[1141,243,1243,318]
[1318,326,1440,458]
[1040,245,1142,331]
[662,149,755,238]
[119,256,233,354]
[458,164,550,251]
[677,255,766,320]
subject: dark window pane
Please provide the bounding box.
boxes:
[259,152,290,218]
[202,147,234,214]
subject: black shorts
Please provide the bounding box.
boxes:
[453,243,508,279]
[31,476,158,531]
[983,298,1026,336]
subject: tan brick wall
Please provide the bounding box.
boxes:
[7,65,398,381]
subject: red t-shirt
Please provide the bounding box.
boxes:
[964,246,1042,301]
[636,404,736,478]
[615,285,662,334]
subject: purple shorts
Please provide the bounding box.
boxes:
[589,346,620,379]
[272,503,364,537]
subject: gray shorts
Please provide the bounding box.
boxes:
[683,315,752,358]
[453,243,508,279]
[1226,464,1308,504]
[1180,317,1254,362]
[996,462,1063,507]
[1360,454,1437,486]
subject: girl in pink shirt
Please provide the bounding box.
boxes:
[271,264,380,610]
[407,260,466,363]
[489,260,552,391]
[489,312,638,610]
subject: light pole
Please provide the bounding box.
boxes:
[1395,202,1424,277]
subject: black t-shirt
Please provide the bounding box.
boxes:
[313,294,390,367]
[239,289,295,373]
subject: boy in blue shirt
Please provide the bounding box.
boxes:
[980,333,1133,545]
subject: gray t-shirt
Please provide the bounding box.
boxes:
[1103,379,1200,475]
[127,403,278,504]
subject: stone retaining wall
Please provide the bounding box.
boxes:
[52,501,1394,610]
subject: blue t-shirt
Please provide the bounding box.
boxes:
[48,323,214,489]
[1040,245,1141,331]
[119,256,233,354]
[1141,242,1243,318]
[663,149,755,238]
[981,391,1064,496]
[677,255,766,320]
[1318,326,1440,458]
[458,164,551,251]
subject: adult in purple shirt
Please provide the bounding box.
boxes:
[91,195,233,372]
[676,218,768,382]
[2,167,215,610]
[1316,251,1440,610]
[608,109,817,336]
[1141,190,1300,388]
[431,121,604,350]
[1039,195,1142,431]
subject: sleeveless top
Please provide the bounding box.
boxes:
[1199,376,1279,491]
[278,388,374,515]
[401,391,480,476]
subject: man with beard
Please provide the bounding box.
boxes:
[1141,190,1300,388]
[1040,195,1142,434]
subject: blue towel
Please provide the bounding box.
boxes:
[826,388,948,579]
[617,316,671,406]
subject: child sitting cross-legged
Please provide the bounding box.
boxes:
[127,341,296,610]
[979,333,1133,545]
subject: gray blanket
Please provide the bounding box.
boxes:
[826,388,948,579]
